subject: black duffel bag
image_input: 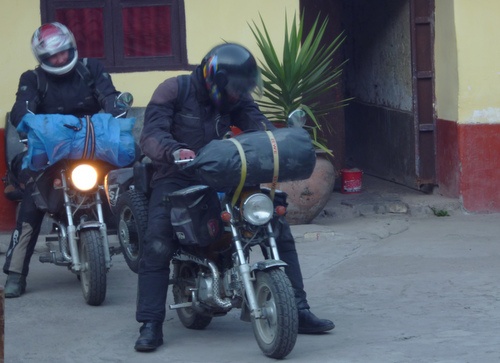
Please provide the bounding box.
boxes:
[184,128,316,190]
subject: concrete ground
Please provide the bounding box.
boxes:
[0,175,499,363]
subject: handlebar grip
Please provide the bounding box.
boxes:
[174,159,193,164]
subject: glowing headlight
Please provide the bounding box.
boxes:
[71,164,98,191]
[242,193,274,225]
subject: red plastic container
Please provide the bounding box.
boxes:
[340,168,363,194]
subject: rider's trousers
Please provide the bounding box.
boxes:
[3,182,45,276]
[136,178,310,324]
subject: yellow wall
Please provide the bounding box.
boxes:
[0,0,298,126]
[434,0,458,123]
[435,0,500,124]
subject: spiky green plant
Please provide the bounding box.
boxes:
[249,12,349,155]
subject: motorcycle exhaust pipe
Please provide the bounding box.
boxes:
[207,261,232,310]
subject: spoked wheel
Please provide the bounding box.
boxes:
[79,229,107,306]
[172,262,212,330]
[116,190,148,273]
[251,269,298,359]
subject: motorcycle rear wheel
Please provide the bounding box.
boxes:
[79,229,107,306]
[251,269,298,359]
[116,190,148,273]
[172,262,213,330]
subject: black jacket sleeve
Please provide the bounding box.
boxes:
[140,77,187,165]
[231,95,276,132]
[10,70,40,128]
[86,58,122,116]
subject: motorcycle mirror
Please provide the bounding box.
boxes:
[115,92,134,111]
[287,108,306,128]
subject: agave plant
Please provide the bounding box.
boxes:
[249,12,349,155]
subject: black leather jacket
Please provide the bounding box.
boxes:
[10,58,121,128]
[140,66,275,183]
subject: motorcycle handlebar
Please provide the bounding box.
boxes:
[174,158,194,164]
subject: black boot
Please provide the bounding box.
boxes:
[4,272,27,298]
[134,322,164,352]
[298,309,335,334]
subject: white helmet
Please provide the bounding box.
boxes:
[31,22,78,75]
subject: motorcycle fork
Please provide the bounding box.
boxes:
[94,189,112,269]
[225,202,264,319]
[266,223,281,260]
[60,172,111,271]
[61,170,81,271]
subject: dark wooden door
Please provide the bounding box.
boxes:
[411,0,436,190]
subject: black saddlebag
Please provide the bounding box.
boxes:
[32,166,64,214]
[168,185,223,247]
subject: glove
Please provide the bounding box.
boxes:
[172,148,195,161]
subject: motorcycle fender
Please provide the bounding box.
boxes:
[77,221,104,231]
[250,260,288,272]
[240,261,287,323]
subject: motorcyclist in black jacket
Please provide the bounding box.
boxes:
[3,22,126,298]
[135,43,334,352]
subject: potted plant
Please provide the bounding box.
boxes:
[249,11,349,156]
[249,11,349,224]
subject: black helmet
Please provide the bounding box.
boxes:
[202,43,262,107]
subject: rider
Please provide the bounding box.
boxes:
[135,43,335,352]
[3,22,126,298]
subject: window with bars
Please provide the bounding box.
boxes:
[40,0,188,73]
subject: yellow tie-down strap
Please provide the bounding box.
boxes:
[228,132,280,205]
[228,138,247,206]
[265,131,279,202]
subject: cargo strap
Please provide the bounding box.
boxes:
[228,138,247,206]
[82,115,96,160]
[265,131,279,201]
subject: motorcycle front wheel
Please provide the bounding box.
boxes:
[116,190,148,273]
[251,269,298,359]
[79,229,107,306]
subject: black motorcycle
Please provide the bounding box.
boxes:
[3,93,134,306]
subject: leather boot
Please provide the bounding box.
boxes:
[4,272,27,298]
[134,322,164,352]
[298,309,335,334]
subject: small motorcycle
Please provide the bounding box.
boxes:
[5,92,134,306]
[104,110,316,358]
[169,182,298,358]
[35,158,118,306]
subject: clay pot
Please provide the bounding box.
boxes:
[264,154,335,225]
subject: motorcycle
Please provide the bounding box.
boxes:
[104,110,316,358]
[5,92,135,306]
[170,183,299,358]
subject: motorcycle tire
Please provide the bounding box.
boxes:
[79,229,107,306]
[116,190,148,273]
[251,269,298,359]
[172,262,213,330]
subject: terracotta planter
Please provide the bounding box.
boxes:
[264,154,335,225]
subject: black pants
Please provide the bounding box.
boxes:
[3,181,44,276]
[136,178,310,323]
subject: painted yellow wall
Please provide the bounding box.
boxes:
[434,0,458,123]
[1,0,298,126]
[436,0,500,124]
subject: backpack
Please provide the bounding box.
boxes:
[175,74,191,111]
[32,58,99,102]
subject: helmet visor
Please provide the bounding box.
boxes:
[225,68,263,102]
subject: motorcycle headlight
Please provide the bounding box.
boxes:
[242,193,274,225]
[71,164,98,191]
